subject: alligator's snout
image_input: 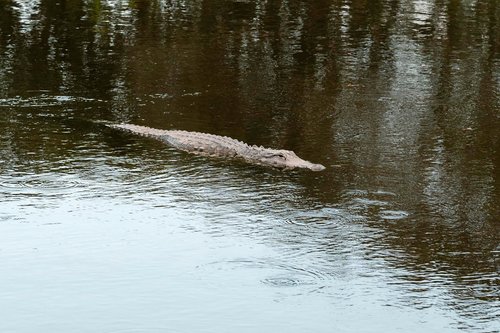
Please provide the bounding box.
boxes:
[261,150,325,171]
[308,163,326,171]
[291,160,326,171]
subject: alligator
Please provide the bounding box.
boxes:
[108,124,325,171]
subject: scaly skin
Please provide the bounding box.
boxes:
[108,124,325,171]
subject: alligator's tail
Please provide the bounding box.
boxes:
[106,123,169,138]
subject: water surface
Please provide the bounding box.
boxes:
[0,1,499,332]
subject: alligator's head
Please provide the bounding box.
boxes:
[259,150,326,171]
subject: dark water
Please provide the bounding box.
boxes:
[0,1,499,332]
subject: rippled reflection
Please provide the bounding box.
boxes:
[0,0,499,332]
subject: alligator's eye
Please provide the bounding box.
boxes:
[263,152,286,160]
[271,153,286,160]
[275,153,286,160]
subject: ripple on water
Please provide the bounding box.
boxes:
[283,206,365,229]
[201,258,336,293]
[379,210,410,220]
[0,173,82,197]
[342,189,410,222]
[105,329,180,333]
[0,95,98,108]
[262,276,306,288]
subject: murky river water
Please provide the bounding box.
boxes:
[0,1,499,332]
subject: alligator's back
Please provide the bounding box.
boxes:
[108,123,250,157]
[108,123,325,171]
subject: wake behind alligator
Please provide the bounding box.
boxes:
[109,124,325,171]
